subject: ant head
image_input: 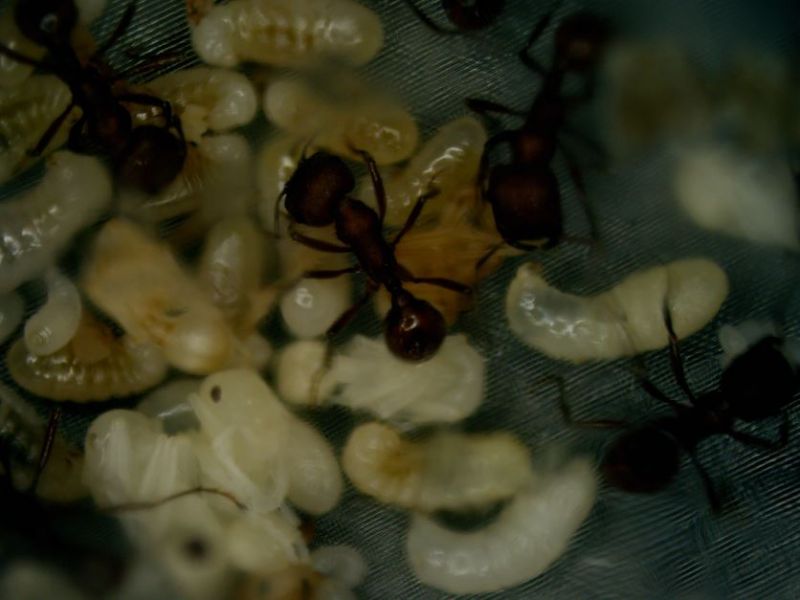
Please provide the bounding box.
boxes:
[602,426,680,493]
[442,0,504,31]
[384,291,446,362]
[487,164,562,248]
[283,152,354,227]
[720,336,797,422]
[117,125,187,195]
[553,12,611,73]
[15,0,78,47]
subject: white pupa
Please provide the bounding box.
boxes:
[283,417,343,514]
[342,422,534,512]
[0,152,112,294]
[506,259,729,363]
[406,457,597,594]
[136,67,258,142]
[263,76,418,165]
[280,276,352,339]
[0,291,23,344]
[0,75,75,182]
[275,335,485,424]
[358,116,488,226]
[82,219,235,375]
[673,142,799,250]
[24,269,82,356]
[192,0,384,68]
[8,314,169,403]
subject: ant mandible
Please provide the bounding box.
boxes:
[0,0,186,194]
[279,150,471,361]
[402,0,505,34]
[553,308,798,511]
[467,8,610,259]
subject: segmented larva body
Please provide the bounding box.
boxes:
[263,76,418,165]
[0,76,76,183]
[0,152,112,295]
[24,269,82,356]
[7,315,169,403]
[192,0,384,68]
[136,67,258,142]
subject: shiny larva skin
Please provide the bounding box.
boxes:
[192,0,384,68]
[0,152,112,295]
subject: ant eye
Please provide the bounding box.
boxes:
[41,13,59,34]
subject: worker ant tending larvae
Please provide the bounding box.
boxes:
[554,310,799,511]
[468,9,610,258]
[0,0,187,193]
[279,150,472,361]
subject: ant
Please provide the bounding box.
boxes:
[0,0,186,194]
[466,8,611,260]
[402,0,505,34]
[279,150,471,361]
[552,308,798,511]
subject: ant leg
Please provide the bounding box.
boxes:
[638,376,688,412]
[106,487,246,513]
[309,286,376,403]
[392,187,439,247]
[29,102,76,157]
[95,1,137,57]
[0,44,45,68]
[27,407,62,494]
[402,0,459,35]
[685,450,722,513]
[271,191,287,237]
[475,241,507,271]
[661,302,698,403]
[541,376,627,428]
[304,266,362,280]
[398,267,472,295]
[465,98,526,118]
[728,413,790,451]
[518,2,564,74]
[289,228,351,253]
[352,148,387,225]
[558,142,601,245]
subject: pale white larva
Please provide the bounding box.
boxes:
[0,152,112,295]
[192,0,383,68]
[505,259,729,363]
[406,457,597,594]
[24,269,82,356]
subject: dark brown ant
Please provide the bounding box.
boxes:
[402,0,505,33]
[552,309,798,511]
[279,150,471,361]
[0,0,186,194]
[467,9,611,259]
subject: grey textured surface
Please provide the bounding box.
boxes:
[1,0,799,598]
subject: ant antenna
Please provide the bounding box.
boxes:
[105,486,247,513]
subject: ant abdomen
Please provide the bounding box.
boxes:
[117,126,187,194]
[384,292,446,362]
[487,164,562,248]
[284,152,355,227]
[15,0,78,48]
[602,426,681,494]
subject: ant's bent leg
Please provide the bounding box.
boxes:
[289,229,351,253]
[465,98,525,118]
[475,241,506,271]
[398,269,472,295]
[392,187,439,247]
[685,450,722,513]
[660,302,698,404]
[558,142,602,247]
[353,148,387,224]
[29,102,76,157]
[539,375,627,428]
[304,266,362,280]
[28,407,63,495]
[66,115,92,153]
[402,0,459,34]
[309,287,375,404]
[0,43,45,68]
[518,1,563,74]
[638,376,688,412]
[95,1,137,57]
